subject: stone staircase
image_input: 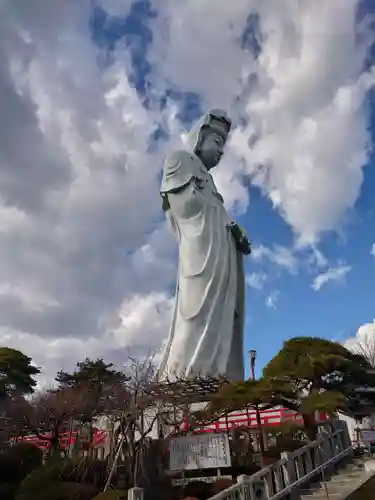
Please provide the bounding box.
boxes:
[298,457,373,500]
[206,421,370,500]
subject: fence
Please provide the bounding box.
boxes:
[181,407,329,434]
[207,421,352,500]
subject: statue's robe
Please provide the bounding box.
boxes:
[157,149,245,381]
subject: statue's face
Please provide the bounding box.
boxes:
[197,121,228,170]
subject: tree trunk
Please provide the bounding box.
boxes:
[88,422,94,458]
[255,405,266,468]
[48,422,61,458]
[50,433,60,458]
[132,448,139,487]
[302,413,317,440]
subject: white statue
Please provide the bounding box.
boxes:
[157,110,251,382]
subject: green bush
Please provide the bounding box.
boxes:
[264,444,285,461]
[54,482,97,500]
[16,481,96,500]
[0,453,18,482]
[0,442,43,484]
[15,463,60,500]
[58,457,107,489]
[0,482,17,500]
[210,479,235,495]
[265,437,306,461]
[91,490,125,500]
[182,481,212,500]
[276,435,306,452]
[8,443,43,478]
[15,458,107,500]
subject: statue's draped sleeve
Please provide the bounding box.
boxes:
[160,150,198,194]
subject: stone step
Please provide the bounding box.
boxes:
[345,464,365,471]
[299,470,370,500]
[330,473,363,481]
[301,493,342,500]
[296,459,371,499]
[329,472,363,481]
[352,458,366,463]
[321,481,359,491]
[346,462,365,468]
[326,476,361,485]
[319,483,353,494]
[352,459,366,466]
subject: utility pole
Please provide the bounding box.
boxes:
[249,349,266,468]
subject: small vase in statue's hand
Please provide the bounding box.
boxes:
[227,222,251,255]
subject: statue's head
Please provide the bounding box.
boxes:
[187,109,231,170]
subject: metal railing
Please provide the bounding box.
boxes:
[207,422,353,500]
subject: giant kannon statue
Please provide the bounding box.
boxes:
[157,110,251,382]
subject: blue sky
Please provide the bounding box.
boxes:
[88,1,375,376]
[242,99,375,374]
[0,0,374,384]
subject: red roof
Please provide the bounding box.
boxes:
[13,429,107,450]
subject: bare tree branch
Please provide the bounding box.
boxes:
[352,335,375,368]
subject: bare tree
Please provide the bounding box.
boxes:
[55,357,131,458]
[102,355,193,491]
[0,395,32,449]
[104,355,159,489]
[24,387,86,458]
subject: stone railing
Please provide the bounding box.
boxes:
[207,422,353,500]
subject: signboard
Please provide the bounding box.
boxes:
[172,476,232,486]
[360,430,375,443]
[169,432,231,471]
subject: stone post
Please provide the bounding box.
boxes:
[281,451,297,485]
[116,465,127,500]
[127,486,144,500]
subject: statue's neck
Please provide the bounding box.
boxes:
[194,152,212,172]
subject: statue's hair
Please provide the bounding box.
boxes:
[184,114,207,152]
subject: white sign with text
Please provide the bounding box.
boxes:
[169,432,231,471]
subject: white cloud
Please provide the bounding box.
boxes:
[0,0,373,385]
[97,0,132,16]
[246,272,267,290]
[371,243,375,258]
[251,244,298,273]
[149,0,375,244]
[311,265,351,291]
[0,0,174,384]
[309,247,329,270]
[0,291,172,385]
[266,290,279,310]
